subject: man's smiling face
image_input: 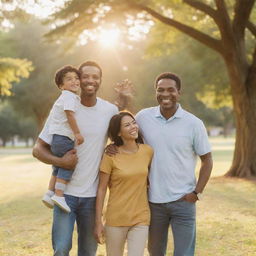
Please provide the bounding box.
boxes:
[156,78,180,114]
[80,65,101,97]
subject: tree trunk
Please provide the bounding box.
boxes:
[225,58,256,177]
[11,137,15,147]
[26,138,29,147]
[222,121,232,138]
[227,105,256,177]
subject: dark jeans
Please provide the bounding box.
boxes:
[148,200,196,256]
[52,195,98,256]
[51,134,74,181]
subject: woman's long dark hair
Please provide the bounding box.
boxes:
[108,112,144,146]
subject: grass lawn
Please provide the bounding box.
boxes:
[0,137,255,256]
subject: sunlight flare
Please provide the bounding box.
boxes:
[98,28,120,48]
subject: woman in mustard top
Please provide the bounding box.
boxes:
[94,112,153,256]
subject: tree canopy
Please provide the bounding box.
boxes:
[46,0,256,177]
[0,3,33,96]
[0,57,33,96]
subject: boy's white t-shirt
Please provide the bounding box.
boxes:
[48,90,80,140]
[39,97,118,197]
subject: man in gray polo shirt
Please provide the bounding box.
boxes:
[135,72,213,256]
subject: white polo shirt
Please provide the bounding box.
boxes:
[39,97,118,197]
[136,105,211,203]
[48,90,80,140]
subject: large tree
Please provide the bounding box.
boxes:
[46,0,256,178]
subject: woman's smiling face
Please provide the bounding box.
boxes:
[118,115,139,141]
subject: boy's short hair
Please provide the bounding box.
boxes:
[78,61,102,78]
[55,65,80,88]
[155,72,181,90]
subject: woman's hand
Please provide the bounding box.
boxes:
[94,221,105,244]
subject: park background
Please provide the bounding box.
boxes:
[0,0,255,255]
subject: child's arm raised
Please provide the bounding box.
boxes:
[65,110,84,145]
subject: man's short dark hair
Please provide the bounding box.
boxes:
[155,72,181,90]
[78,61,102,78]
[55,65,80,88]
[108,112,144,146]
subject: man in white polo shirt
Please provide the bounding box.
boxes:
[135,72,213,256]
[33,61,119,256]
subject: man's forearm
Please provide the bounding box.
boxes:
[33,138,78,170]
[195,152,213,193]
[32,138,61,166]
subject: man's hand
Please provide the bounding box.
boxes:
[114,79,134,111]
[105,144,119,156]
[60,149,78,170]
[182,192,198,203]
[114,79,134,97]
[33,138,78,170]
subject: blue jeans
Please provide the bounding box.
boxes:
[51,134,74,181]
[52,195,97,256]
[148,200,196,256]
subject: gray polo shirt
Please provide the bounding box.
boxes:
[136,104,211,203]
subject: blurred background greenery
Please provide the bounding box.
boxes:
[0,0,239,147]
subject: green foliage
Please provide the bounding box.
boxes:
[5,18,74,132]
[197,88,232,109]
[0,103,19,145]
[17,117,37,141]
[0,101,37,146]
[0,57,33,96]
[45,0,221,41]
[43,0,244,114]
[0,5,34,97]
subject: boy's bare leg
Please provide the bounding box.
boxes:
[55,178,68,196]
[48,175,57,192]
[42,176,56,209]
[52,178,71,213]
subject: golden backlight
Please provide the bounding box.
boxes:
[98,28,120,48]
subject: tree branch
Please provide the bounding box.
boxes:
[214,0,230,20]
[184,0,231,39]
[183,0,217,20]
[128,2,223,54]
[214,0,236,46]
[246,21,256,37]
[233,0,255,37]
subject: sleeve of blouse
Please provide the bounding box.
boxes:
[99,153,113,174]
